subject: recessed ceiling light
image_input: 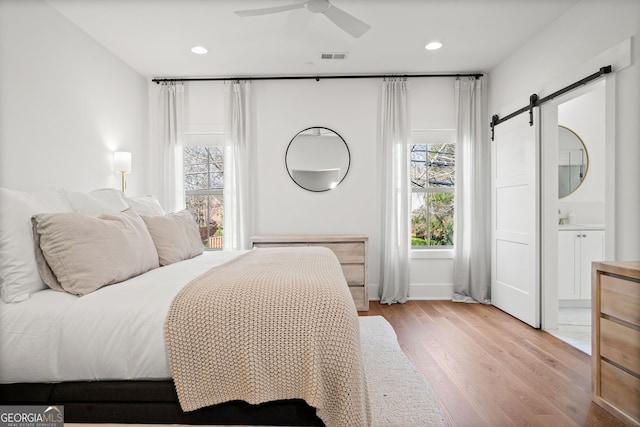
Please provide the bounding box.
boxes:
[191,46,208,55]
[425,41,443,51]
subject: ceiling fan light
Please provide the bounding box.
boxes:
[234,0,370,39]
[307,0,330,13]
[425,41,443,51]
[191,46,208,54]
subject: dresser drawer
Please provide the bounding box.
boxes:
[600,360,640,422]
[317,242,364,264]
[600,318,640,376]
[601,274,640,327]
[342,264,365,285]
[349,286,367,311]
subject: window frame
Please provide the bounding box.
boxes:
[409,129,456,255]
[182,131,225,250]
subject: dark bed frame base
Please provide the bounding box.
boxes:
[0,380,323,426]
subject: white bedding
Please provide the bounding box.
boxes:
[0,250,247,384]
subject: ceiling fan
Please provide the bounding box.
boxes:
[234,0,371,38]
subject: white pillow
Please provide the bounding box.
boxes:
[126,195,166,216]
[65,188,128,216]
[89,188,129,210]
[0,187,72,302]
[32,210,159,296]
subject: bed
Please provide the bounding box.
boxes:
[0,187,370,426]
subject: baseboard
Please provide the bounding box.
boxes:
[368,283,453,301]
[559,299,591,308]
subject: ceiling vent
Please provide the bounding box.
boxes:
[320,52,348,60]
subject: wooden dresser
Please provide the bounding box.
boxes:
[592,261,640,426]
[250,234,369,312]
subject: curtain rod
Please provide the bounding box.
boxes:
[489,65,612,141]
[152,72,483,84]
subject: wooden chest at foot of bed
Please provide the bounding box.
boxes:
[251,234,369,311]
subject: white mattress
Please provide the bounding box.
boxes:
[0,250,246,384]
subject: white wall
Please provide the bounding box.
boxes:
[0,0,149,194]
[557,82,605,224]
[180,78,458,298]
[489,0,640,260]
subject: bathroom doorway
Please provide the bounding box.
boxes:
[540,78,613,355]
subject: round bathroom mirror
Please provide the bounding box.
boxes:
[285,127,350,192]
[558,125,589,198]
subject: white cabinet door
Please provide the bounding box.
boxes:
[578,230,604,300]
[558,231,578,299]
[558,229,604,301]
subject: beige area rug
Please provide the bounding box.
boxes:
[69,316,443,427]
[360,315,445,427]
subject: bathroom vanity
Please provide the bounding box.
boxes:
[558,224,604,303]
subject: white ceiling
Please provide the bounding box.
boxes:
[46,0,579,79]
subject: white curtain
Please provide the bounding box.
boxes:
[158,82,185,213]
[379,78,410,304]
[223,81,253,251]
[452,78,491,303]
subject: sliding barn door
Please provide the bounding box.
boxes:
[491,111,540,328]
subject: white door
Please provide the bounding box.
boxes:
[492,110,540,328]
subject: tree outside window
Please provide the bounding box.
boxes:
[184,146,224,249]
[410,130,455,248]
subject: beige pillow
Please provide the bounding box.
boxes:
[141,210,203,266]
[32,219,65,292]
[32,210,159,296]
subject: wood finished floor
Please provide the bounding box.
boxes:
[361,300,626,427]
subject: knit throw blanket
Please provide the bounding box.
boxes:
[165,247,371,427]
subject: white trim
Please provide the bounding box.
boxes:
[182,132,224,147]
[558,299,591,309]
[540,102,560,330]
[410,128,457,132]
[368,283,453,301]
[184,131,224,135]
[411,249,454,259]
[603,73,616,261]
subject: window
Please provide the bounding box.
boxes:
[410,130,455,249]
[184,145,224,249]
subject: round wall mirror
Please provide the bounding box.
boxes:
[558,125,589,198]
[285,127,350,192]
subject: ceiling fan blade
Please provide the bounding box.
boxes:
[322,4,370,38]
[234,2,307,17]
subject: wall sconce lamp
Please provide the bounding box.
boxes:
[114,151,131,193]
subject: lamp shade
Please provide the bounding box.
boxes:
[114,151,132,174]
